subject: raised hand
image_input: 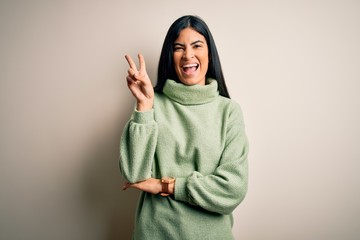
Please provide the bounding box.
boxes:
[125,54,154,111]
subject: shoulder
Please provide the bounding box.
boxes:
[216,96,245,125]
[217,96,244,115]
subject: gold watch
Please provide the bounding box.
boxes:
[160,177,175,196]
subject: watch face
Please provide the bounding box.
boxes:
[161,177,175,183]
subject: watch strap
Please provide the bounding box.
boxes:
[160,177,175,196]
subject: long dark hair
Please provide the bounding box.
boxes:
[154,15,230,98]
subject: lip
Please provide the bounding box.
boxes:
[181,62,199,76]
[182,63,199,68]
[181,62,200,77]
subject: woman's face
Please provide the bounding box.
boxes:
[173,28,209,86]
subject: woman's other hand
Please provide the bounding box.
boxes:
[122,178,175,195]
[125,54,154,112]
[123,178,162,195]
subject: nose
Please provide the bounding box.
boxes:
[182,48,194,59]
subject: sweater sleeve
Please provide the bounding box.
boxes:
[174,105,249,215]
[119,109,158,183]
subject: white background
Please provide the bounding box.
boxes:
[1,0,359,239]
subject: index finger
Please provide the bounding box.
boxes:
[138,53,146,72]
[125,54,137,70]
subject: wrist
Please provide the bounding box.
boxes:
[136,101,153,112]
[160,177,176,196]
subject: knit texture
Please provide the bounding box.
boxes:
[119,79,249,240]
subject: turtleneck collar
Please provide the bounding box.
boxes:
[162,79,219,105]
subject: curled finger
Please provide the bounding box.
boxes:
[123,182,131,190]
[127,68,138,80]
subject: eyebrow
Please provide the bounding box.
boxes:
[174,40,205,47]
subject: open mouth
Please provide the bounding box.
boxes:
[182,63,199,75]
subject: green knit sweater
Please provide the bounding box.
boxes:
[119,79,249,240]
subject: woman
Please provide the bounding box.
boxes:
[120,15,248,240]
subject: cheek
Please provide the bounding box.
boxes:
[201,55,209,69]
[173,54,181,67]
[201,50,209,65]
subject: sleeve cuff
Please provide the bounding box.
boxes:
[174,177,188,202]
[133,109,155,124]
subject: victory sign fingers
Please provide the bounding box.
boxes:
[124,53,154,112]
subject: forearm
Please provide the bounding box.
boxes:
[119,109,158,183]
[122,178,175,195]
[174,158,248,215]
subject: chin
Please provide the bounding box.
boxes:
[178,77,205,86]
[180,80,200,86]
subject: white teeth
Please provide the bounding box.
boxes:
[183,63,198,68]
